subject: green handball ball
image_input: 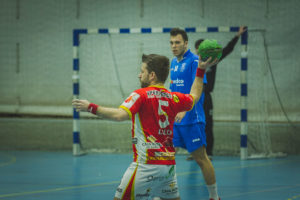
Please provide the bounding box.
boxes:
[198,39,222,62]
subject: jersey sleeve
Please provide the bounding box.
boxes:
[172,92,195,112]
[119,91,143,118]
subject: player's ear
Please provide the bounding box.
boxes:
[149,71,157,81]
[184,40,188,47]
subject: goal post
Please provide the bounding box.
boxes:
[240,30,248,160]
[72,26,250,158]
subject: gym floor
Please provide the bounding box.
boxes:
[0,151,299,200]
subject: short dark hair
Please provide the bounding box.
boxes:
[170,28,188,42]
[194,39,204,50]
[142,54,170,83]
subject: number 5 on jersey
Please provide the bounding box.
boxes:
[158,100,170,128]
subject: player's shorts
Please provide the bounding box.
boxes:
[173,122,207,153]
[114,162,179,200]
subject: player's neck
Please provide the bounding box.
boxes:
[176,49,188,62]
[149,81,164,87]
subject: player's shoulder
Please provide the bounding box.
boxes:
[185,50,198,62]
[133,88,147,95]
[191,52,199,61]
[185,49,198,57]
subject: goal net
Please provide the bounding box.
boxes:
[72,27,286,159]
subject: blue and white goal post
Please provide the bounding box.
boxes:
[72,26,248,158]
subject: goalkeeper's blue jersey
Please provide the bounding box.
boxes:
[170,49,207,125]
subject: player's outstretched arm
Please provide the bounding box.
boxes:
[72,99,130,121]
[190,57,218,102]
[221,26,247,61]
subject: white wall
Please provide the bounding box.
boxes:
[0,0,299,153]
[0,0,299,122]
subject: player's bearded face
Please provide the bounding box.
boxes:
[139,63,151,88]
[140,77,150,88]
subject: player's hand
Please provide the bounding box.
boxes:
[175,111,186,123]
[198,56,219,70]
[72,99,90,112]
[237,26,247,37]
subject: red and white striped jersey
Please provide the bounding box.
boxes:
[120,85,194,165]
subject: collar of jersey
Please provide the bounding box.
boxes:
[177,49,191,62]
[183,49,191,58]
[148,85,166,89]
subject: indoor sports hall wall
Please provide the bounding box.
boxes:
[0,0,299,155]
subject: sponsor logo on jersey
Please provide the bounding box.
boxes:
[174,65,178,72]
[146,175,166,182]
[180,63,186,72]
[142,142,162,149]
[192,138,201,143]
[170,79,184,86]
[146,168,175,182]
[136,188,151,199]
[122,92,140,108]
[124,95,133,103]
[162,181,178,194]
[132,137,137,144]
[155,151,175,157]
[172,94,179,103]
[168,165,175,177]
[147,135,157,143]
[169,181,176,189]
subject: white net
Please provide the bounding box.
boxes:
[75,30,258,155]
[74,30,291,157]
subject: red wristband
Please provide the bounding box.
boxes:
[196,68,205,78]
[88,103,99,115]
